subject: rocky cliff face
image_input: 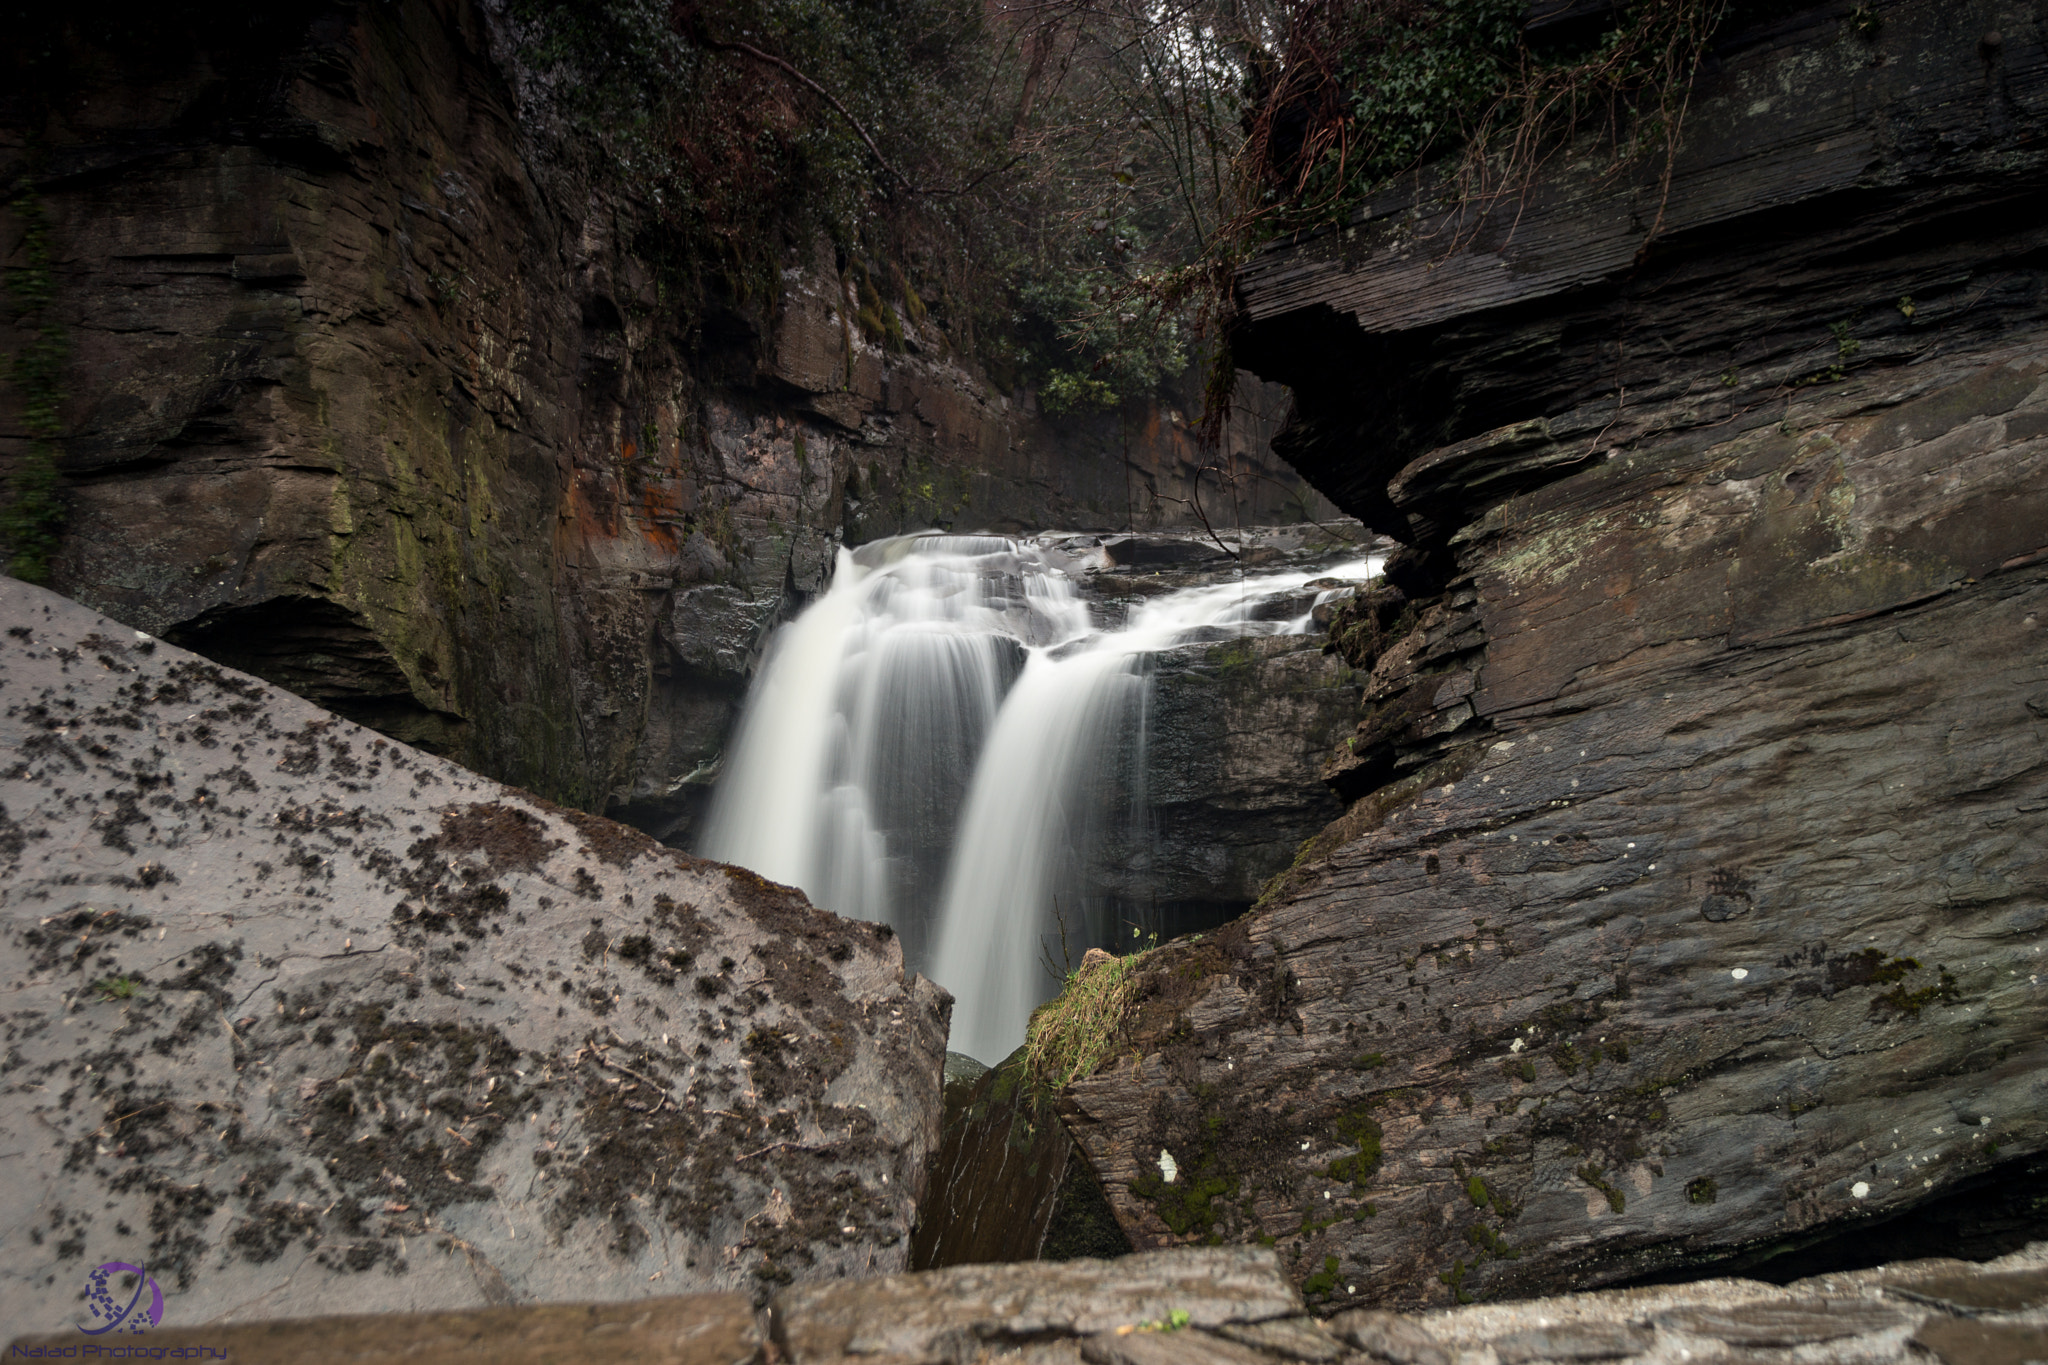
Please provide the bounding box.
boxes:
[0,0,1333,837]
[0,576,947,1320]
[1062,0,2048,1309]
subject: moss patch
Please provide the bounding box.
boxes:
[1325,1107,1384,1190]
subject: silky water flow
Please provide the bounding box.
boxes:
[700,534,1381,1063]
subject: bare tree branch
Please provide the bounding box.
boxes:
[695,33,925,192]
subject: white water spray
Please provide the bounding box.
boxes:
[701,533,1381,1061]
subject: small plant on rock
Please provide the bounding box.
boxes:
[95,976,138,1002]
[1023,924,1154,1097]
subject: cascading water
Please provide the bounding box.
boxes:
[700,533,1381,1062]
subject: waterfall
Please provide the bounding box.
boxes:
[701,533,1382,1061]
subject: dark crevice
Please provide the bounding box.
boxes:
[1617,1149,2048,1288]
[164,594,467,756]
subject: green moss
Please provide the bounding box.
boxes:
[1206,639,1259,684]
[900,278,928,329]
[1352,1052,1388,1071]
[1300,1254,1342,1300]
[1464,1223,1517,1260]
[1466,1175,1492,1209]
[1128,1163,1240,1239]
[1576,1164,1625,1214]
[1437,1257,1475,1304]
[1685,1176,1717,1205]
[1324,1107,1384,1190]
[1875,965,1960,1017]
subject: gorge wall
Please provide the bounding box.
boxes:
[1061,0,2048,1310]
[0,0,1335,840]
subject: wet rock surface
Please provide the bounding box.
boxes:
[0,577,947,1325]
[1135,633,1362,928]
[910,1052,1074,1270]
[12,1239,2048,1363]
[1062,0,2048,1312]
[1068,526,1381,934]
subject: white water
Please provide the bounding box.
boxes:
[700,533,1382,1062]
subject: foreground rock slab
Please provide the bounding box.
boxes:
[11,1240,2048,1363]
[10,1294,762,1365]
[0,577,947,1331]
[774,1247,1299,1361]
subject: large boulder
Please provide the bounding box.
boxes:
[1059,0,2048,1310]
[0,576,947,1329]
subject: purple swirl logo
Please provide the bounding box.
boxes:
[79,1261,164,1335]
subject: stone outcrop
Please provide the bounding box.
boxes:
[1137,631,1361,930]
[1048,533,1380,938]
[0,0,1335,836]
[11,1239,2048,1362]
[1059,0,2048,1310]
[0,575,948,1322]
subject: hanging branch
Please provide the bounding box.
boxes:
[694,33,924,193]
[692,29,1028,199]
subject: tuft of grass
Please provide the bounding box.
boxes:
[94,976,138,1001]
[1023,949,1147,1097]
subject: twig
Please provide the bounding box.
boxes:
[592,1053,678,1106]
[1151,465,1239,561]
[94,1100,170,1138]
[697,35,921,194]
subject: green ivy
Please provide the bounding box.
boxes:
[1338,0,1524,191]
[1242,0,1730,244]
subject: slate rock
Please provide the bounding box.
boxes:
[1065,0,2048,1309]
[0,578,947,1329]
[1081,1328,1281,1365]
[1887,1265,2048,1314]
[1653,1299,1909,1346]
[1128,633,1360,923]
[1213,1315,1348,1361]
[1325,1309,1452,1365]
[1103,538,1235,568]
[1911,1318,2048,1365]
[909,1049,1071,1269]
[1490,1322,1653,1362]
[770,1247,1299,1363]
[10,1293,761,1365]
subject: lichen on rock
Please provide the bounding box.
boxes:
[0,577,948,1324]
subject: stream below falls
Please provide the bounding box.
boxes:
[699,532,1383,1062]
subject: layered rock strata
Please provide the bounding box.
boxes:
[11,1239,2048,1363]
[0,576,947,1322]
[0,0,1332,831]
[1061,0,2048,1309]
[1135,632,1363,931]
